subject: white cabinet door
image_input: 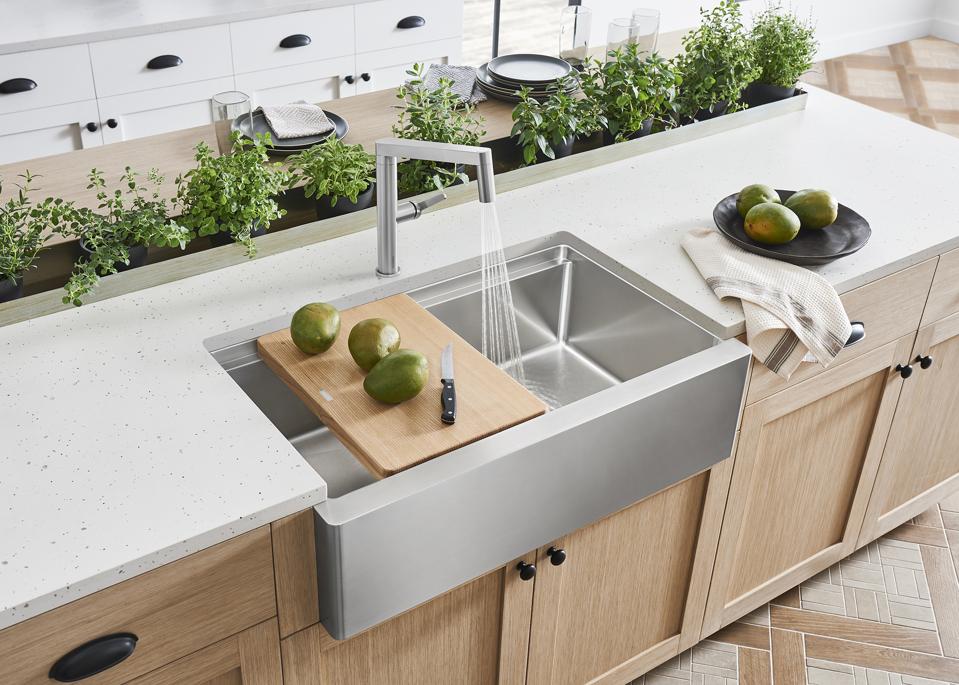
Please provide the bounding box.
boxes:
[0,45,95,115]
[354,38,461,95]
[98,77,235,143]
[0,100,102,164]
[234,56,356,108]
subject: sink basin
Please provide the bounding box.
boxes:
[207,232,751,639]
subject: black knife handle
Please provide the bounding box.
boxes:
[441,379,456,424]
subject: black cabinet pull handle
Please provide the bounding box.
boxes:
[106,118,118,129]
[85,122,99,132]
[360,72,371,82]
[49,633,138,682]
[844,321,865,348]
[0,77,37,94]
[516,561,536,581]
[546,546,567,566]
[279,33,312,48]
[146,54,183,70]
[896,363,913,379]
[396,15,426,29]
[344,74,355,84]
[916,355,933,370]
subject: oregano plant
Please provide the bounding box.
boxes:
[288,136,375,207]
[751,3,818,88]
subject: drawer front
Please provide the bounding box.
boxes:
[0,45,95,114]
[235,56,356,109]
[230,7,355,74]
[0,527,276,685]
[354,38,460,95]
[355,0,463,54]
[89,25,233,97]
[0,100,102,164]
[922,248,959,325]
[746,258,937,404]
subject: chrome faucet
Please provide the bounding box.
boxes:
[375,137,496,277]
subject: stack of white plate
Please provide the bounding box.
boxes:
[475,54,578,103]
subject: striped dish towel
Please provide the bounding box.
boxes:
[682,227,852,380]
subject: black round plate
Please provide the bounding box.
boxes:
[713,189,871,265]
[232,110,349,154]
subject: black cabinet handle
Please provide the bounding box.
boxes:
[516,561,536,581]
[146,54,183,70]
[0,77,37,94]
[546,546,567,566]
[279,33,312,48]
[85,122,99,132]
[49,633,138,682]
[896,363,913,379]
[344,74,355,84]
[360,72,371,82]
[844,321,865,348]
[106,118,118,129]
[916,355,933,370]
[396,15,426,29]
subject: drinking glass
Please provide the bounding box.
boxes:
[606,18,639,59]
[631,8,662,57]
[559,5,592,68]
[211,90,251,124]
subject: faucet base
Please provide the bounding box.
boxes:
[376,267,401,279]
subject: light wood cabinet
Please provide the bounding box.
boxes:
[128,619,282,685]
[859,312,959,543]
[702,336,914,635]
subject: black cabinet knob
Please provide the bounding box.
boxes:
[279,33,312,48]
[546,546,567,566]
[396,15,426,29]
[344,74,355,84]
[896,363,913,379]
[360,72,371,82]
[146,54,183,70]
[106,118,118,129]
[49,633,138,682]
[85,122,99,132]
[0,77,37,94]
[516,561,536,581]
[916,355,933,370]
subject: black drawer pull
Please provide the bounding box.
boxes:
[396,15,426,29]
[844,321,865,348]
[0,77,37,94]
[279,33,312,48]
[146,54,183,70]
[49,633,138,682]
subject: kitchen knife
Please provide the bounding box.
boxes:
[440,343,456,425]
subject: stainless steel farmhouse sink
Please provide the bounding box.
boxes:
[206,232,751,639]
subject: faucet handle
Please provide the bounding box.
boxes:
[413,191,448,213]
[396,191,448,224]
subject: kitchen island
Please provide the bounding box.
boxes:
[2,86,959,684]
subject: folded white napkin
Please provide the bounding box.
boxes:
[419,64,487,104]
[682,227,852,380]
[260,102,334,139]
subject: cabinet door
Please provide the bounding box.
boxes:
[0,100,102,164]
[128,619,282,685]
[279,555,536,685]
[859,313,959,543]
[234,57,356,109]
[354,38,461,95]
[702,336,913,635]
[525,461,734,685]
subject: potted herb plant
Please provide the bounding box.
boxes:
[175,133,290,256]
[673,0,759,122]
[0,172,77,303]
[510,82,584,164]
[61,167,189,306]
[393,63,485,195]
[746,4,817,107]
[288,136,376,220]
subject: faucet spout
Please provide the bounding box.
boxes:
[375,137,496,278]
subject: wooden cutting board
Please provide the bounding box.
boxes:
[257,294,547,478]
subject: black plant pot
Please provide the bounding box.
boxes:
[315,183,375,220]
[602,118,654,146]
[533,135,576,164]
[79,239,149,274]
[744,82,796,108]
[210,222,267,247]
[0,276,24,303]
[695,101,729,121]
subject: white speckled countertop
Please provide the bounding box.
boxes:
[2,87,959,630]
[0,0,376,54]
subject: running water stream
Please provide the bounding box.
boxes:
[480,203,526,385]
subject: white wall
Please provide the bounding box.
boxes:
[934,0,959,43]
[580,0,940,61]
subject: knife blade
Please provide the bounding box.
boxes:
[440,343,456,425]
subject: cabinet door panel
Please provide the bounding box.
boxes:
[234,57,355,109]
[354,39,461,95]
[703,336,912,635]
[0,100,102,164]
[860,314,959,542]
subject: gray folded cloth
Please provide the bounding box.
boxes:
[259,101,334,139]
[419,64,487,105]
